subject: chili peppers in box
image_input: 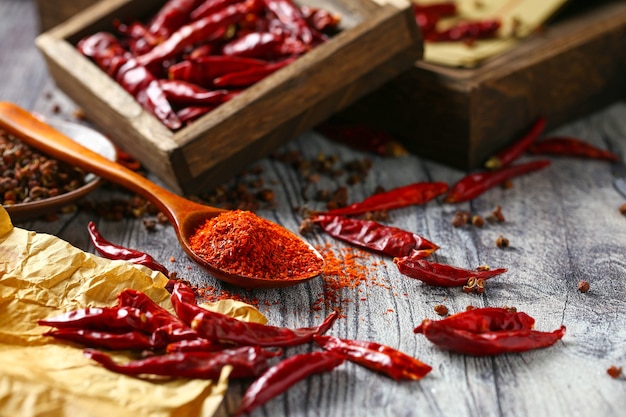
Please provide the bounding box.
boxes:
[36,0,423,194]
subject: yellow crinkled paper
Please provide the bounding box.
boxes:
[0,206,266,417]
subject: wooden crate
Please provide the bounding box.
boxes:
[337,0,626,170]
[35,0,422,194]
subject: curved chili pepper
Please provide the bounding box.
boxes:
[158,79,230,105]
[300,5,341,32]
[85,346,282,379]
[414,307,566,356]
[444,159,551,203]
[165,338,228,353]
[527,136,619,162]
[168,55,268,87]
[263,0,314,44]
[177,105,218,124]
[311,214,438,258]
[76,32,129,77]
[322,181,449,216]
[87,221,170,277]
[316,121,408,157]
[234,351,345,416]
[171,282,338,347]
[222,31,283,58]
[38,306,146,332]
[212,58,294,87]
[147,0,205,39]
[44,328,156,350]
[113,20,159,55]
[191,0,244,20]
[137,0,262,67]
[485,117,547,169]
[393,258,506,287]
[314,335,431,380]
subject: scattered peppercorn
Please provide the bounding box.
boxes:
[434,304,449,316]
[607,365,623,379]
[471,215,485,227]
[496,235,509,248]
[451,211,471,227]
[619,203,626,215]
[577,280,590,293]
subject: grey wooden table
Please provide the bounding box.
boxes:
[2,1,626,416]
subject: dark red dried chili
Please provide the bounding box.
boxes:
[171,282,338,347]
[322,181,449,216]
[234,351,345,416]
[485,117,547,169]
[527,136,619,162]
[444,160,551,203]
[394,257,506,287]
[311,214,439,258]
[157,79,231,106]
[85,345,282,379]
[314,335,431,380]
[168,55,268,87]
[38,306,146,333]
[414,307,566,355]
[263,0,314,44]
[222,31,283,59]
[147,0,204,39]
[44,328,156,350]
[425,19,501,42]
[212,58,295,87]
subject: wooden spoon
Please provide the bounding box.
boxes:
[0,102,324,289]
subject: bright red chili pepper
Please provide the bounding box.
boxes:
[212,58,294,87]
[312,214,439,258]
[137,0,263,67]
[316,121,408,157]
[38,306,146,333]
[527,136,620,162]
[44,328,156,350]
[414,307,566,355]
[413,2,457,36]
[87,221,171,277]
[171,282,339,347]
[263,0,314,44]
[234,351,345,416]
[147,0,205,39]
[485,117,547,169]
[222,31,283,58]
[158,79,231,106]
[394,257,506,287]
[85,346,282,379]
[444,159,551,203]
[165,338,229,353]
[168,55,268,87]
[314,335,431,380]
[322,181,449,216]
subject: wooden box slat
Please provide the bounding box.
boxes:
[337,0,626,170]
[36,0,422,194]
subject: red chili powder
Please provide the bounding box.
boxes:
[188,210,324,280]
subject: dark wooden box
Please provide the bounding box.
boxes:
[337,0,626,170]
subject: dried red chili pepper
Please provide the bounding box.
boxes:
[84,345,282,379]
[212,58,294,87]
[414,307,566,355]
[38,306,146,332]
[322,181,449,216]
[234,351,345,416]
[113,20,159,55]
[87,221,171,277]
[444,159,551,203]
[168,55,268,87]
[44,328,156,350]
[158,79,231,106]
[485,117,547,169]
[263,0,314,44]
[191,0,243,20]
[316,121,408,157]
[76,32,128,77]
[314,335,431,380]
[425,19,501,42]
[413,2,457,36]
[527,136,619,162]
[147,0,205,39]
[222,31,283,58]
[171,282,338,347]
[165,338,228,353]
[300,5,341,33]
[311,214,439,258]
[394,257,506,287]
[137,0,263,67]
[177,105,219,124]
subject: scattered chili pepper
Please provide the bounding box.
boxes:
[527,136,620,162]
[168,55,268,87]
[314,335,431,380]
[311,214,439,258]
[212,58,294,87]
[172,282,338,347]
[44,328,156,350]
[414,307,566,355]
[394,257,506,287]
[157,79,231,106]
[234,351,345,416]
[85,345,281,379]
[322,181,448,216]
[485,117,547,169]
[38,306,145,332]
[316,121,408,157]
[87,221,171,277]
[444,160,551,203]
[187,210,324,280]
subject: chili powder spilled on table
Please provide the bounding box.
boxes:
[188,210,323,280]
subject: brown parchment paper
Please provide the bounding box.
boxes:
[0,206,265,417]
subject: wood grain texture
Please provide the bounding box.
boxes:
[5,1,626,417]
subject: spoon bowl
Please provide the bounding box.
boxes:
[0,102,324,289]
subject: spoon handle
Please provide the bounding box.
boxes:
[0,102,193,222]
